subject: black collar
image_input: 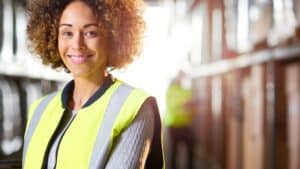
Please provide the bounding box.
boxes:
[61,75,114,109]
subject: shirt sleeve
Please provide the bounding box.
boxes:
[104,98,155,169]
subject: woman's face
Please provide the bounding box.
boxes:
[58,1,108,79]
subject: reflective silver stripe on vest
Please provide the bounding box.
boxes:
[89,84,133,169]
[22,92,57,169]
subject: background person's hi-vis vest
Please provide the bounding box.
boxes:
[22,80,149,169]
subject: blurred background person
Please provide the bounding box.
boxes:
[163,70,197,169]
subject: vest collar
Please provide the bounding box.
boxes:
[61,75,114,109]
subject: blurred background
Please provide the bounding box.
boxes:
[0,0,300,168]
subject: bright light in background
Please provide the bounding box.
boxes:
[112,4,191,115]
[169,21,192,70]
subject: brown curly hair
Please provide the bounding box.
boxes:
[26,0,145,70]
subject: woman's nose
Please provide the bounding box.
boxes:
[72,32,85,50]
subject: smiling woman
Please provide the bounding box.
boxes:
[23,0,164,169]
[57,2,108,82]
[26,0,145,70]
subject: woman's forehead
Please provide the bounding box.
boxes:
[59,1,98,24]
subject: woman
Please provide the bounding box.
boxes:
[22,0,164,169]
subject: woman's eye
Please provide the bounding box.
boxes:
[85,31,98,38]
[61,31,73,37]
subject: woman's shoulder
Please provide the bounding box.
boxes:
[114,79,151,96]
[28,90,62,113]
[26,91,61,130]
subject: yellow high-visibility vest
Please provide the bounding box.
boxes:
[23,80,149,169]
[163,83,193,127]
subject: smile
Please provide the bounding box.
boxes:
[67,54,93,64]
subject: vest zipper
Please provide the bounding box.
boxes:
[50,111,77,169]
[41,110,77,169]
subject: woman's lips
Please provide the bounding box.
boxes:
[68,54,92,64]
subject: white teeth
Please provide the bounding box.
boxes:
[72,55,85,57]
[68,55,89,58]
[67,54,91,64]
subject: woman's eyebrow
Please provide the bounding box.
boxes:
[83,24,99,28]
[59,24,72,28]
[58,23,99,28]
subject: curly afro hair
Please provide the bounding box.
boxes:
[26,0,145,71]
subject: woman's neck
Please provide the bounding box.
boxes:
[70,75,106,111]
